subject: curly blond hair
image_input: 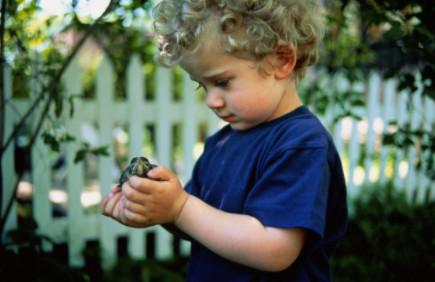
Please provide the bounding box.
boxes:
[153,0,324,79]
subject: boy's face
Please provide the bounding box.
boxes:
[180,45,297,131]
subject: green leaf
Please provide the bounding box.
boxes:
[74,149,88,164]
[74,143,110,164]
[53,90,63,118]
[92,145,110,157]
[68,94,81,117]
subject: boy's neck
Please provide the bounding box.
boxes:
[272,79,303,120]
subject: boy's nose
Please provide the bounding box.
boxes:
[205,89,225,109]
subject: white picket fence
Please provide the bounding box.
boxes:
[308,71,434,200]
[2,54,434,269]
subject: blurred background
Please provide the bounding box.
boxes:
[1,0,434,281]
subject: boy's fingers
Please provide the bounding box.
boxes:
[128,176,157,194]
[123,199,147,214]
[128,167,175,193]
[101,186,122,214]
[123,183,150,203]
[123,208,152,226]
[101,195,110,209]
[111,185,121,193]
[147,166,173,181]
[103,192,122,216]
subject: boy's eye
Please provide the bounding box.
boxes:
[215,79,229,88]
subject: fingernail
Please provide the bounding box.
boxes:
[129,176,139,186]
[147,168,156,177]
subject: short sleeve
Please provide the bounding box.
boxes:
[244,147,330,238]
[184,135,213,197]
[185,157,203,197]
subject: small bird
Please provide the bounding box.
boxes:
[118,156,157,187]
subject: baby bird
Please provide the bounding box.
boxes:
[118,156,157,187]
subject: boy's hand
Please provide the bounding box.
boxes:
[102,166,189,228]
[122,167,189,226]
[101,185,125,221]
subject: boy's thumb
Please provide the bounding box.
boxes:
[147,166,172,181]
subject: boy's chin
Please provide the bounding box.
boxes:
[229,122,257,131]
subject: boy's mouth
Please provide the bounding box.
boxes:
[219,114,237,122]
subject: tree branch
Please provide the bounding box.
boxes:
[0,0,119,156]
[0,0,120,237]
[0,0,9,243]
[0,0,7,151]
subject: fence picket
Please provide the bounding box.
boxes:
[156,66,173,168]
[97,56,118,269]
[364,73,380,183]
[405,87,423,200]
[126,55,147,259]
[181,74,198,183]
[423,97,435,201]
[393,90,409,191]
[2,65,17,242]
[379,78,396,183]
[29,62,57,252]
[347,81,365,198]
[64,57,88,266]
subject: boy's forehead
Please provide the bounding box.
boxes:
[179,52,210,78]
[180,39,223,71]
[180,49,235,82]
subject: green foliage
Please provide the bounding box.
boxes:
[332,183,435,282]
[316,0,435,182]
[74,142,110,164]
[322,0,435,99]
[383,122,434,180]
[42,121,76,152]
[104,257,187,282]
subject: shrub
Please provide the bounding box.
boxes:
[331,183,435,282]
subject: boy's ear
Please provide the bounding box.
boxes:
[273,44,297,80]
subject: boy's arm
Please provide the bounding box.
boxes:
[175,195,305,272]
[118,167,305,272]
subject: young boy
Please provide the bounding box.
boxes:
[102,0,348,281]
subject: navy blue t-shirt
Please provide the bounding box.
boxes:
[184,106,348,282]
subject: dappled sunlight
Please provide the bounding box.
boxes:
[81,189,102,208]
[352,166,365,186]
[369,165,380,182]
[340,117,353,141]
[17,181,33,200]
[49,189,68,205]
[193,142,204,160]
[398,160,409,179]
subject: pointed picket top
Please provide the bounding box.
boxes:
[97,55,115,103]
[127,54,144,104]
[127,54,142,77]
[64,56,82,94]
